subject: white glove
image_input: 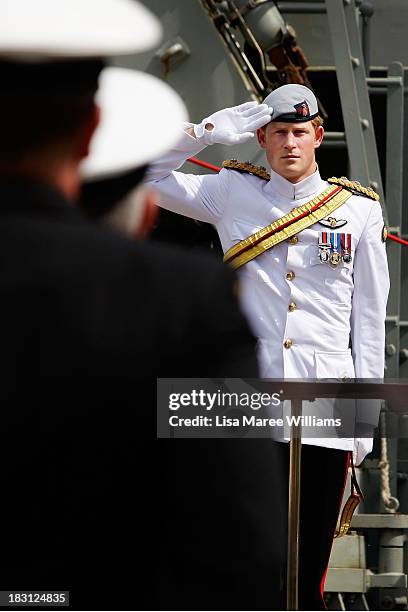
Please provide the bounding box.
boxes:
[194,101,272,146]
[353,401,381,466]
[353,435,374,466]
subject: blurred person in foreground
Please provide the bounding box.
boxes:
[0,1,285,610]
[80,68,287,611]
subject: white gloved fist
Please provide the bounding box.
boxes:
[194,101,273,146]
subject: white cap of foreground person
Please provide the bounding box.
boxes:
[79,67,188,236]
[81,67,188,181]
[0,0,161,58]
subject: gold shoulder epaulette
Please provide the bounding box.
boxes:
[328,176,380,201]
[222,159,270,181]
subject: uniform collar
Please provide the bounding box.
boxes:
[266,165,325,200]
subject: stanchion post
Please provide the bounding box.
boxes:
[287,398,302,611]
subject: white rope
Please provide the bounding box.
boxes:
[379,435,399,512]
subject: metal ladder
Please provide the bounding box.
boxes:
[325,0,385,200]
[323,0,404,380]
[279,0,404,373]
[279,2,406,609]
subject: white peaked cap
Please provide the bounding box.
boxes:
[80,67,188,181]
[0,0,161,59]
[262,84,319,123]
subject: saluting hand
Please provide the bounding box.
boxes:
[194,101,272,146]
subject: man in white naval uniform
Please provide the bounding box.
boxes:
[146,84,389,609]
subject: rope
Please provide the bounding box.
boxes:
[186,157,407,247]
[187,157,221,173]
[379,411,400,512]
[387,234,408,247]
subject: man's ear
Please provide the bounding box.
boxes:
[76,103,101,161]
[256,127,267,149]
[314,125,324,149]
[136,189,159,239]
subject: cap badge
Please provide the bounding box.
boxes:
[294,100,310,117]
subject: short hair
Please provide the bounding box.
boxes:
[0,92,97,161]
[0,60,103,161]
[311,115,324,129]
[262,114,324,132]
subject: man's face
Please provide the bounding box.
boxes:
[256,120,324,183]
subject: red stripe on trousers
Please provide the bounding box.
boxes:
[319,451,351,604]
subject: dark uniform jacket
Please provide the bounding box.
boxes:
[0,180,285,611]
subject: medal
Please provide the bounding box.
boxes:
[320,248,330,263]
[320,247,330,263]
[341,233,352,263]
[318,232,331,263]
[330,233,341,267]
[330,251,341,266]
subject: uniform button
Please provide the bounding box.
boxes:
[286,271,295,281]
[289,236,299,245]
[284,339,293,349]
[288,302,297,312]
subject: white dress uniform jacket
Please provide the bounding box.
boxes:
[146,127,390,459]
